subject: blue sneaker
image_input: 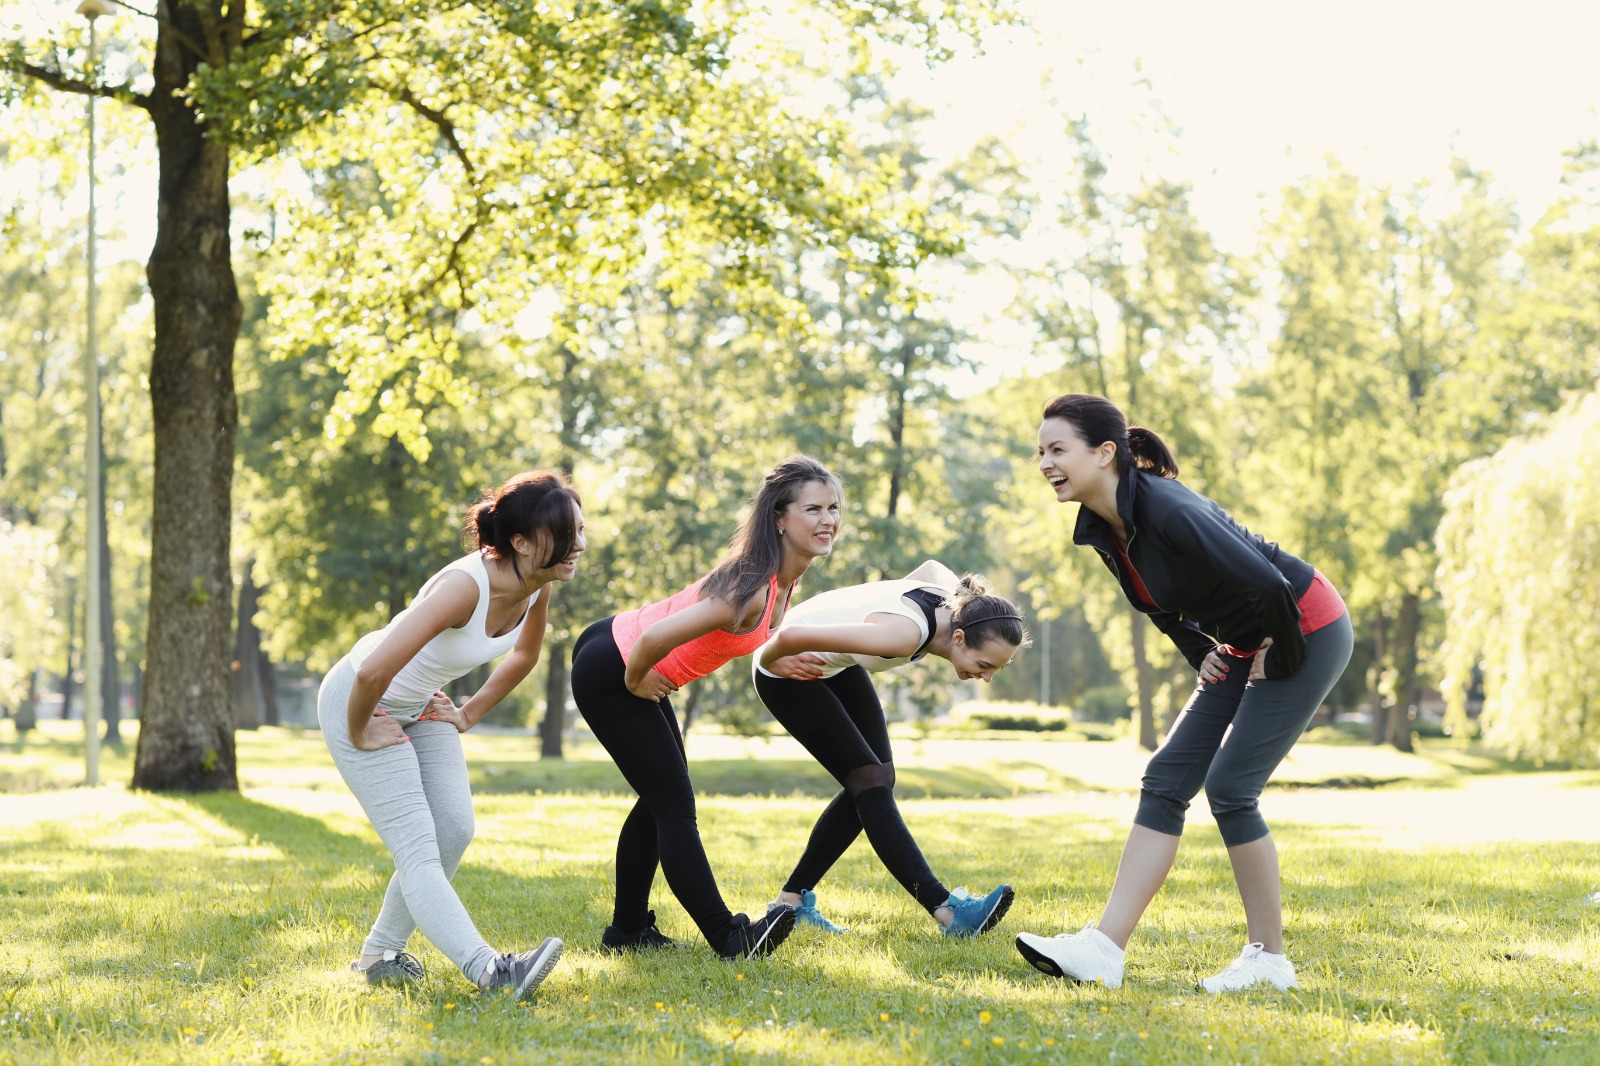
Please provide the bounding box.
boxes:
[771,890,846,934]
[940,884,1014,938]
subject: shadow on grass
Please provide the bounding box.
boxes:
[1271,775,1416,791]
[0,766,55,792]
[185,791,380,867]
[467,757,1085,799]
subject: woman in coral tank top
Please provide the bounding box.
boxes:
[571,455,843,960]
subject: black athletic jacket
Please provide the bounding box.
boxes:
[1072,469,1314,680]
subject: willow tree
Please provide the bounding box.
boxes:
[1438,390,1600,764]
[4,0,1006,789]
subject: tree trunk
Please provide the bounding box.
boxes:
[679,685,703,737]
[62,575,77,720]
[540,637,568,759]
[258,646,280,727]
[1370,610,1388,745]
[96,430,122,745]
[131,6,241,791]
[17,669,39,734]
[1129,602,1158,750]
[1386,593,1420,753]
[232,562,264,730]
[871,340,914,580]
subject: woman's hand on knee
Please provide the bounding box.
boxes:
[354,709,410,751]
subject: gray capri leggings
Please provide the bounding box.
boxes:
[1135,612,1354,847]
[318,655,496,983]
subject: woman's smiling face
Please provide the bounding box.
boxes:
[1037,417,1115,504]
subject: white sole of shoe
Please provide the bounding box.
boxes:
[1015,934,1068,978]
[1199,974,1298,994]
[515,937,564,999]
[1013,934,1123,989]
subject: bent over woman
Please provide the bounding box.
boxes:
[571,456,842,960]
[1014,394,1352,994]
[754,560,1024,937]
[320,471,582,998]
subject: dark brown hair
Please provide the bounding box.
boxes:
[464,470,582,579]
[945,573,1031,651]
[1042,393,1179,479]
[701,456,843,608]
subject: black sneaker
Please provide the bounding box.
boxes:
[350,950,425,986]
[601,910,680,954]
[480,937,563,999]
[721,906,796,960]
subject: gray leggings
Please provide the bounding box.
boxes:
[318,656,496,982]
[1136,613,1354,847]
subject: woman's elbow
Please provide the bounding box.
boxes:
[352,661,389,692]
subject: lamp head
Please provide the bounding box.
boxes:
[77,0,112,20]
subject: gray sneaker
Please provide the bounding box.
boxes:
[480,937,564,999]
[350,950,425,986]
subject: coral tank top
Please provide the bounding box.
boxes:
[611,574,789,686]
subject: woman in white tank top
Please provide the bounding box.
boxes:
[318,470,583,1000]
[752,559,1030,938]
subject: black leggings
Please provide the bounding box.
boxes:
[755,665,949,914]
[570,618,735,948]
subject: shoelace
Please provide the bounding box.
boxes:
[391,952,425,978]
[1053,923,1097,940]
[1221,944,1268,974]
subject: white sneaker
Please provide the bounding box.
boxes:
[1014,922,1125,989]
[1198,942,1298,993]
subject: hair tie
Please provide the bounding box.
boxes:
[957,613,1023,630]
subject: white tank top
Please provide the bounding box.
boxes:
[754,578,947,679]
[348,552,538,716]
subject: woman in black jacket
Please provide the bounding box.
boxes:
[1013,394,1352,994]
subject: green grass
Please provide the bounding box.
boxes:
[1,721,1597,1064]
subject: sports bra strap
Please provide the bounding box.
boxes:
[903,587,943,661]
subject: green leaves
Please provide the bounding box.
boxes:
[1439,390,1600,763]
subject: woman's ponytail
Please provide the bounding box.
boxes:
[944,574,1030,651]
[1127,425,1179,478]
[463,471,581,581]
[1042,394,1180,480]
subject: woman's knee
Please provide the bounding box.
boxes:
[1202,771,1269,846]
[1134,787,1189,836]
[842,763,894,795]
[434,811,476,868]
[645,781,698,824]
[1140,745,1200,802]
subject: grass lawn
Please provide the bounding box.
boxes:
[1,719,1596,1065]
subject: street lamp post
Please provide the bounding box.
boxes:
[80,0,110,786]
